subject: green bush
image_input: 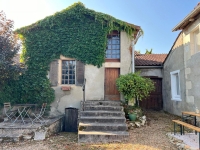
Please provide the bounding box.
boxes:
[116,72,155,104]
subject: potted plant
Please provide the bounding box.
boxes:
[128,109,137,121]
[128,107,143,121]
[116,72,155,106]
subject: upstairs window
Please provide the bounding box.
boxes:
[62,60,76,84]
[170,70,181,101]
[106,31,120,61]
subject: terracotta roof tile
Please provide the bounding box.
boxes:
[135,54,167,66]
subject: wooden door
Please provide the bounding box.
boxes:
[139,78,163,110]
[105,68,120,100]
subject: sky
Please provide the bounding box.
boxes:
[0,0,199,54]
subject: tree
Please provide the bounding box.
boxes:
[0,11,23,87]
[145,48,153,54]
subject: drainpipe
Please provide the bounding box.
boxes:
[131,40,135,73]
[131,30,143,73]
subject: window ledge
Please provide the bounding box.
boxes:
[61,86,71,91]
[171,98,182,101]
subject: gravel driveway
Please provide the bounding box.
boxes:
[1,110,179,150]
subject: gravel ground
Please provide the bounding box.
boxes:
[0,110,179,150]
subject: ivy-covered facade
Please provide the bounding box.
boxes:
[4,2,142,114]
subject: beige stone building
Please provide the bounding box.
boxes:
[49,30,143,115]
[163,3,200,115]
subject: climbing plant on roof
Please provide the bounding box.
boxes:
[0,2,142,105]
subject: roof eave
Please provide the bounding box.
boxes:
[135,65,163,69]
[172,5,200,32]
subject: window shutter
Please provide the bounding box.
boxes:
[49,60,58,86]
[76,61,85,86]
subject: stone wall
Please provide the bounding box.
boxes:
[163,33,186,116]
[50,31,132,115]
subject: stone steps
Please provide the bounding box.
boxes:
[78,100,128,143]
[80,110,125,117]
[79,122,127,131]
[78,131,128,143]
[79,116,126,123]
[84,100,121,106]
[84,106,123,111]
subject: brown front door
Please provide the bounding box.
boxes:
[105,68,120,100]
[139,78,163,110]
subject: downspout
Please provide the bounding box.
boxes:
[131,30,143,106]
[131,40,135,73]
[131,30,143,73]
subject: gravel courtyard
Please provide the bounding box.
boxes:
[1,110,179,150]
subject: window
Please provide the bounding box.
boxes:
[62,60,76,84]
[106,31,120,60]
[193,29,200,54]
[170,70,181,101]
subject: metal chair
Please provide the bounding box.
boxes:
[3,102,18,122]
[32,103,47,124]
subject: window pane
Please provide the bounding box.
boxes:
[175,73,179,95]
[107,45,111,49]
[107,50,111,54]
[108,39,112,44]
[62,60,75,84]
[106,54,111,58]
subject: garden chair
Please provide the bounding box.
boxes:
[3,102,18,122]
[32,103,47,124]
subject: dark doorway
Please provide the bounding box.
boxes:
[139,77,163,110]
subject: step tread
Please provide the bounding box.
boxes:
[79,131,129,135]
[80,110,124,113]
[85,100,121,102]
[85,105,122,107]
[79,122,127,126]
[79,116,125,119]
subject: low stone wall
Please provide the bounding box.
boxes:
[34,116,64,140]
[0,116,64,142]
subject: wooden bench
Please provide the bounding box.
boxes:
[172,120,200,149]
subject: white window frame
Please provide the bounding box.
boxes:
[170,70,181,101]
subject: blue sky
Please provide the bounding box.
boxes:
[0,0,199,54]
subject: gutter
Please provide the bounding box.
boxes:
[135,66,163,69]
[172,4,200,31]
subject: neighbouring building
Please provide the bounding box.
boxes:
[135,53,167,110]
[163,3,200,115]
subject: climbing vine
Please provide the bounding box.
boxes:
[0,2,142,105]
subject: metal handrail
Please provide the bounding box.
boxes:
[82,78,86,111]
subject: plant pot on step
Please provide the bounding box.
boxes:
[128,113,137,121]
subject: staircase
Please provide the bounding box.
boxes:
[78,100,129,143]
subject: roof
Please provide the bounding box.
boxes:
[173,3,200,31]
[15,2,142,37]
[135,54,168,66]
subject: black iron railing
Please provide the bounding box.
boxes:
[82,78,86,111]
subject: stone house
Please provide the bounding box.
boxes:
[163,3,200,115]
[13,3,142,115]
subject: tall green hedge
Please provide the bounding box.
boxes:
[0,2,141,105]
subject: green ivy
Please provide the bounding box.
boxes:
[0,2,142,105]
